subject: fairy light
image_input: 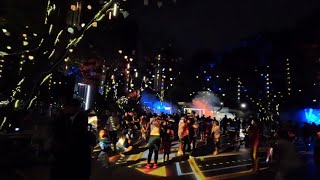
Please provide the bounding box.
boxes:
[286,58,291,95]
[28,55,34,60]
[237,78,241,103]
[1,0,122,113]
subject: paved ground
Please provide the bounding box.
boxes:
[2,137,319,180]
[90,141,270,180]
[88,138,320,180]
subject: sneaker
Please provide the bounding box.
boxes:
[153,164,158,168]
[145,164,151,169]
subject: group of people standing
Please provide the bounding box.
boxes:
[177,115,221,156]
[50,100,320,180]
[96,111,264,171]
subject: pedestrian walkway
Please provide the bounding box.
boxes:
[90,140,269,180]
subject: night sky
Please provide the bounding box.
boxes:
[136,0,320,58]
[1,0,320,59]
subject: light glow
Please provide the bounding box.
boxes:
[85,85,91,110]
[241,103,246,109]
[113,3,118,16]
[304,108,320,125]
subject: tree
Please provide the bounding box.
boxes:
[0,0,126,129]
[0,0,178,130]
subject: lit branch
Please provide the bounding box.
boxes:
[14,0,120,110]
[94,0,113,20]
[40,73,52,85]
[44,0,52,25]
[49,24,53,35]
[28,96,37,109]
[54,30,64,45]
[48,49,56,59]
[0,51,8,57]
[0,117,7,131]
[9,78,25,101]
[47,3,56,17]
[17,78,25,86]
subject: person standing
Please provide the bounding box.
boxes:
[98,129,112,168]
[273,130,301,180]
[106,112,119,149]
[248,119,260,172]
[140,115,149,141]
[145,117,161,169]
[162,121,174,164]
[51,99,92,180]
[178,115,186,155]
[212,120,220,155]
[182,118,192,155]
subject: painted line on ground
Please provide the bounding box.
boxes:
[176,162,182,176]
[179,161,268,176]
[189,157,206,180]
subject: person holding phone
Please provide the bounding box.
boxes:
[145,117,161,169]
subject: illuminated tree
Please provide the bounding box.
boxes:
[0,0,129,129]
[0,0,178,128]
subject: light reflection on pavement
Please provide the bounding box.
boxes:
[92,141,270,180]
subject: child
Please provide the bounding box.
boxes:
[162,123,174,164]
[98,129,112,168]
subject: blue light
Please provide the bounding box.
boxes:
[140,91,173,114]
[304,108,320,125]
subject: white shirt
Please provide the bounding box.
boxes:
[178,120,185,139]
[150,121,160,136]
[212,125,220,139]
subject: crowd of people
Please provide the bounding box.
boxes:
[49,98,320,180]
